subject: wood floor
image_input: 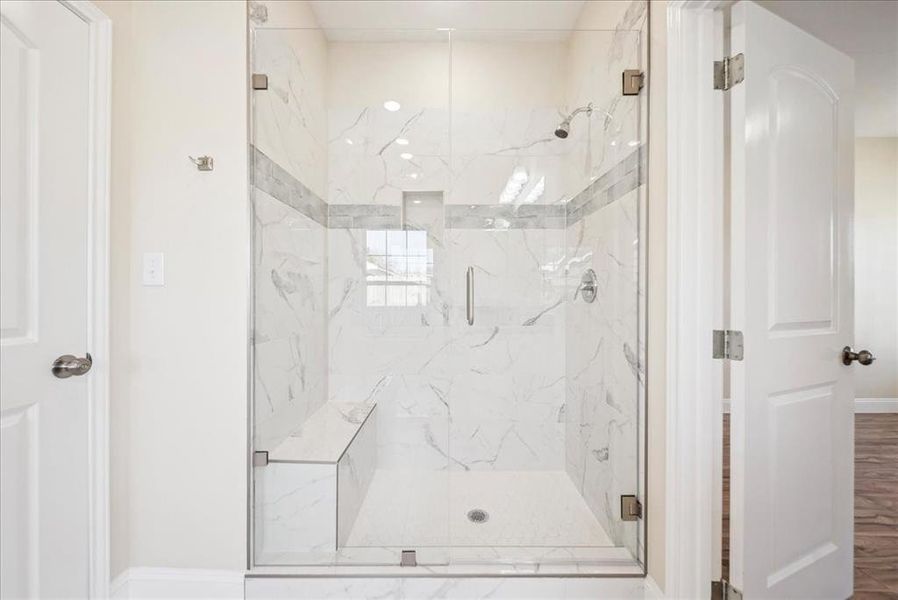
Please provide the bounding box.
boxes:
[855,413,898,599]
[722,413,898,599]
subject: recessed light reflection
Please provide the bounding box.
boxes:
[522,176,546,205]
[499,166,529,204]
[384,100,401,112]
[627,140,640,147]
[412,199,422,204]
[400,152,413,160]
[345,138,354,145]
[396,138,409,145]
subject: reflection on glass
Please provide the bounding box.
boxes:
[366,229,433,307]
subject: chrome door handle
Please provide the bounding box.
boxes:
[51,353,93,378]
[842,346,875,366]
[466,267,474,326]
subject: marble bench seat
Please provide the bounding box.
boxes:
[255,402,377,560]
[268,402,375,463]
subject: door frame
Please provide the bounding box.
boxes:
[59,1,112,597]
[664,1,728,598]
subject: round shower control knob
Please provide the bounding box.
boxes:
[576,269,598,303]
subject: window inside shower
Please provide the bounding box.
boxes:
[249,0,648,575]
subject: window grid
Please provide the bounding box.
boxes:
[366,230,433,307]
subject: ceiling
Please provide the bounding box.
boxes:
[308,1,587,40]
[759,0,898,137]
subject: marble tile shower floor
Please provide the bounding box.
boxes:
[343,470,614,549]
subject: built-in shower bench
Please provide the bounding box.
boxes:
[255,402,377,561]
[268,402,375,463]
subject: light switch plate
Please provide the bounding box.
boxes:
[143,252,164,286]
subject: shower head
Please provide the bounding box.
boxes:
[553,103,597,139]
[554,120,571,139]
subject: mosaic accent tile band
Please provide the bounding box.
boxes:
[252,145,645,230]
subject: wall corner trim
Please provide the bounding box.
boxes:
[665,0,728,598]
[110,568,245,600]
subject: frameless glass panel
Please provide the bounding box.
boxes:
[445,25,646,568]
[250,26,452,567]
[250,0,648,574]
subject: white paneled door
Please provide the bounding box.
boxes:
[729,2,855,599]
[0,1,92,598]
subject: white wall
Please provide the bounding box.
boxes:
[96,0,249,577]
[94,0,671,585]
[855,137,898,399]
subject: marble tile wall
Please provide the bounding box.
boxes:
[255,462,337,557]
[252,24,330,453]
[444,228,567,471]
[449,108,572,208]
[252,27,328,200]
[328,106,451,207]
[324,42,571,474]
[253,188,328,451]
[326,222,453,471]
[564,3,646,193]
[564,186,642,559]
[337,409,378,547]
[326,37,451,207]
[326,221,567,472]
[562,0,648,561]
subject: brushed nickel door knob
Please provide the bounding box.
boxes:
[51,353,92,378]
[842,346,875,366]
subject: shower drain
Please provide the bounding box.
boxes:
[467,508,489,524]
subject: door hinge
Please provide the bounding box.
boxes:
[620,495,643,521]
[713,53,744,90]
[711,580,743,600]
[252,73,269,90]
[712,330,744,361]
[622,69,645,95]
[253,450,269,467]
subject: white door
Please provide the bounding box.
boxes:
[0,1,92,598]
[729,2,855,598]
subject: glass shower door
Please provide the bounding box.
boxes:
[249,25,452,567]
[445,26,647,568]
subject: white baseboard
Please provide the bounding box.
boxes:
[722,398,898,414]
[111,568,244,599]
[855,398,898,413]
[112,568,664,599]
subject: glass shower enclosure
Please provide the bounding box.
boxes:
[249,0,648,575]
